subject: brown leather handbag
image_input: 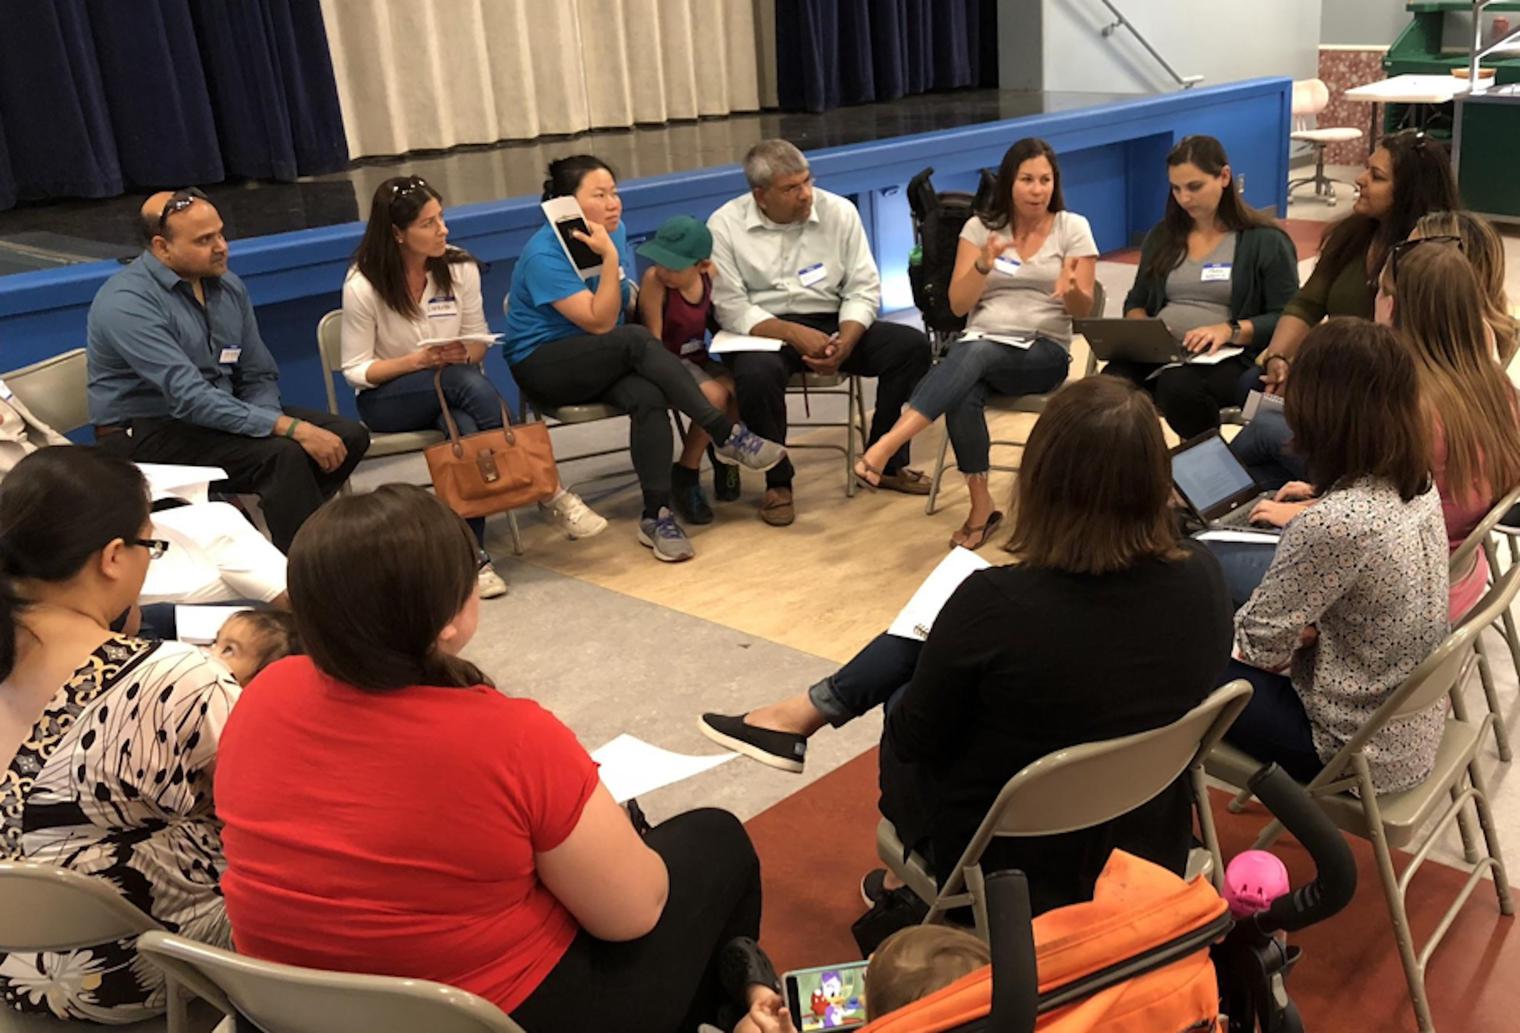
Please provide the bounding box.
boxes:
[423,370,559,518]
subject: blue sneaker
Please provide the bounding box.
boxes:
[671,469,715,525]
[637,507,695,562]
[712,422,787,473]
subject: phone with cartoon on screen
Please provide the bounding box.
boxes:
[540,196,604,280]
[783,960,869,1031]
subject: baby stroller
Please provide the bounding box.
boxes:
[861,764,1357,1032]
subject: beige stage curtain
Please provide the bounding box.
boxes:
[320,0,766,159]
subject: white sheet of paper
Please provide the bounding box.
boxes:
[590,734,737,803]
[1195,529,1281,545]
[1242,389,1285,422]
[709,330,785,354]
[417,333,503,348]
[174,605,251,645]
[136,463,229,504]
[1186,346,1245,366]
[887,547,993,642]
[960,329,1033,349]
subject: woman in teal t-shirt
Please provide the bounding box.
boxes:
[504,156,785,563]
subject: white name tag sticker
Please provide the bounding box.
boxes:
[425,296,460,318]
[679,339,705,356]
[1201,263,1232,283]
[993,255,1022,276]
[218,347,242,365]
[0,379,11,401]
[798,262,828,287]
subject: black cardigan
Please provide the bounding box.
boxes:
[880,542,1233,915]
[1121,224,1300,359]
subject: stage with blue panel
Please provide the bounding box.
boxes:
[0,78,1290,424]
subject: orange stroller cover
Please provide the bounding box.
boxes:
[860,850,1228,1033]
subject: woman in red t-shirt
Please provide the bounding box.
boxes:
[214,485,779,1032]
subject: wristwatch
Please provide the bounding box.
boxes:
[1227,318,1241,344]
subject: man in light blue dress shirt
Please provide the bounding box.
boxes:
[88,190,369,552]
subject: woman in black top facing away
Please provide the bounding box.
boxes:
[1104,135,1299,439]
[701,375,1233,913]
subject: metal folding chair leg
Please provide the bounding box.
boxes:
[1474,635,1512,761]
[926,433,951,515]
[507,511,524,557]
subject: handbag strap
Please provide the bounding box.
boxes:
[432,368,518,454]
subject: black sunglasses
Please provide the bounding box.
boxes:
[129,538,171,560]
[158,187,208,231]
[1387,234,1465,281]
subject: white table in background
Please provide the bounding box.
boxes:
[1342,74,1475,142]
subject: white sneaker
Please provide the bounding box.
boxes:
[477,562,508,599]
[540,490,608,540]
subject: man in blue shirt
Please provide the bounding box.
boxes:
[88,190,369,552]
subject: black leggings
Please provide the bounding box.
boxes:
[510,808,763,1033]
[1103,355,1253,439]
[510,326,732,508]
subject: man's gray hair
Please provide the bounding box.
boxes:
[743,139,809,189]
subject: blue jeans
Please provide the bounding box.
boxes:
[808,632,923,725]
[910,336,1069,475]
[1204,538,1279,610]
[357,365,505,550]
[1227,409,1306,492]
[1220,659,1324,783]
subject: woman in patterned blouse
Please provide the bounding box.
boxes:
[0,448,238,1022]
[1217,318,1449,793]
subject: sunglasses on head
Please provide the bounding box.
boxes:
[388,175,431,200]
[158,187,208,231]
[1387,234,1465,282]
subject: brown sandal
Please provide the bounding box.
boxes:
[950,510,1004,551]
[852,458,882,493]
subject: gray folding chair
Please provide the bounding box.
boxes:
[1206,567,1518,1033]
[137,930,528,1033]
[924,281,1106,515]
[1447,482,1520,760]
[317,309,521,554]
[784,371,868,496]
[0,861,193,1033]
[2,347,89,434]
[877,678,1252,938]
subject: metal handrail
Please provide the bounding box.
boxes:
[1094,0,1204,90]
[1471,0,1520,92]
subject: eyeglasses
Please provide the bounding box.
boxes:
[129,538,171,560]
[1387,234,1465,281]
[158,188,208,231]
[388,175,430,200]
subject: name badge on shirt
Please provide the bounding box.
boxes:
[1201,263,1232,283]
[218,347,242,366]
[426,295,460,319]
[0,379,11,401]
[679,339,705,356]
[798,262,828,288]
[993,255,1022,276]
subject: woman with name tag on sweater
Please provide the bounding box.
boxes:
[341,176,607,598]
[848,137,1099,550]
[1104,135,1300,440]
[701,376,1233,915]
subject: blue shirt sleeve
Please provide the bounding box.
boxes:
[522,246,590,309]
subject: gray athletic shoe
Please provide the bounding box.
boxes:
[711,422,787,473]
[637,507,695,562]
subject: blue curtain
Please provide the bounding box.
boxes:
[0,0,348,211]
[776,0,997,113]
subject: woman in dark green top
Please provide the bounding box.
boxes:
[1107,136,1299,438]
[1248,130,1460,398]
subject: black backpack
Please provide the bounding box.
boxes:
[906,166,996,334]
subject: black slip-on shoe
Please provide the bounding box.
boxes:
[698,712,807,773]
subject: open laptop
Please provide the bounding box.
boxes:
[1170,430,1279,535]
[1073,317,1183,364]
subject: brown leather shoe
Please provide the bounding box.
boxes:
[877,467,932,495]
[760,487,795,526]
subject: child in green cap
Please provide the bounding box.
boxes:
[637,214,742,525]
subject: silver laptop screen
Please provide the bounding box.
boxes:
[1172,434,1257,514]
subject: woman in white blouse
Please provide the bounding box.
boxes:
[342,177,606,598]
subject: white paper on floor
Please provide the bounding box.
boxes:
[591,734,737,803]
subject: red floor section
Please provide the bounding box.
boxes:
[745,748,1520,1031]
